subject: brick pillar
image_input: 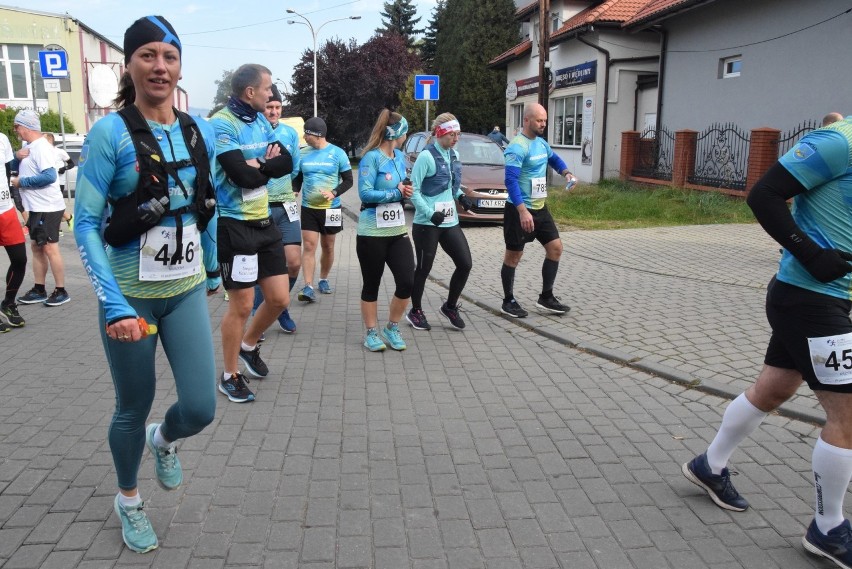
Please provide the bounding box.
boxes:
[620,131,640,180]
[672,130,697,188]
[746,128,781,193]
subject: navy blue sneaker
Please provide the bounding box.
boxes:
[278,309,296,333]
[803,519,852,569]
[682,453,748,512]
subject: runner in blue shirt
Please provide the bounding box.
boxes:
[683,116,852,569]
[210,63,293,401]
[500,102,577,319]
[357,110,414,351]
[248,84,301,335]
[294,117,352,302]
[405,112,475,331]
[74,16,219,554]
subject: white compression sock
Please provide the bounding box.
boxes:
[813,436,852,534]
[706,394,767,474]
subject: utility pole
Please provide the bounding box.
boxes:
[537,0,550,110]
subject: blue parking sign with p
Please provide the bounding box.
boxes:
[39,51,68,79]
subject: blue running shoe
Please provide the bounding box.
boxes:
[380,323,407,351]
[318,279,333,294]
[364,329,387,352]
[17,287,47,304]
[114,495,158,553]
[278,309,296,333]
[44,288,70,306]
[803,519,852,569]
[145,424,182,490]
[298,285,316,303]
[219,372,255,403]
[682,453,748,511]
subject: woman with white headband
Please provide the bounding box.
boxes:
[356,109,415,351]
[406,112,475,331]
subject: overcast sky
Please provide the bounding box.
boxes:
[35,0,439,112]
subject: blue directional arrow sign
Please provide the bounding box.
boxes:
[414,75,439,101]
[38,50,68,79]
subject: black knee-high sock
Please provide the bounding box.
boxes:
[541,258,559,298]
[501,263,515,301]
[4,243,26,304]
[289,276,297,291]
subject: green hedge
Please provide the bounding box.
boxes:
[0,108,76,150]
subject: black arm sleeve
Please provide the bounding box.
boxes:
[4,161,9,185]
[333,170,354,197]
[293,172,303,193]
[258,146,293,179]
[746,163,820,261]
[216,149,270,189]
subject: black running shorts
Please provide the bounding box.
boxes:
[503,203,560,252]
[764,277,852,392]
[217,216,286,290]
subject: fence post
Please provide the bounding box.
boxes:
[620,131,640,180]
[672,130,697,188]
[746,128,781,193]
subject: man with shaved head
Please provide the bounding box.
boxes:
[499,103,577,319]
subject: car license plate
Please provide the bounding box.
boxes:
[478,199,505,208]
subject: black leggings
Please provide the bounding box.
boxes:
[411,223,472,309]
[356,234,415,302]
[4,243,26,303]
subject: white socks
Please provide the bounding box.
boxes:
[241,341,256,352]
[118,492,141,508]
[152,425,170,449]
[706,394,767,474]
[813,436,852,534]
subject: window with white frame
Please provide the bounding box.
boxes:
[0,44,46,101]
[510,103,524,137]
[552,95,583,146]
[721,55,742,78]
[551,14,560,33]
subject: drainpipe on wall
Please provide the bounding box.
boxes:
[652,26,667,133]
[577,35,610,181]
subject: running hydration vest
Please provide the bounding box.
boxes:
[103,105,215,248]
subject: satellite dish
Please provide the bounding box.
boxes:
[88,65,118,108]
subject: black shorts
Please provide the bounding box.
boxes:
[764,277,852,392]
[503,203,560,251]
[26,210,64,246]
[217,216,286,290]
[301,206,344,235]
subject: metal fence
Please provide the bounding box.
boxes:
[631,126,674,181]
[688,122,750,192]
[778,119,820,157]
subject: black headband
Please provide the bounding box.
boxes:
[124,15,182,64]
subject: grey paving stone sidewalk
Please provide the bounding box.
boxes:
[0,221,837,569]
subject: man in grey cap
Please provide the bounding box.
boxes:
[11,109,70,307]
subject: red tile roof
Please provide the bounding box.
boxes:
[552,0,652,41]
[487,39,533,68]
[625,0,717,28]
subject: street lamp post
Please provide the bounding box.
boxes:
[286,9,361,117]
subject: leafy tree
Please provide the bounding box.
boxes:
[208,69,234,117]
[287,33,421,151]
[433,0,516,133]
[420,0,445,72]
[39,110,76,137]
[377,0,422,48]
